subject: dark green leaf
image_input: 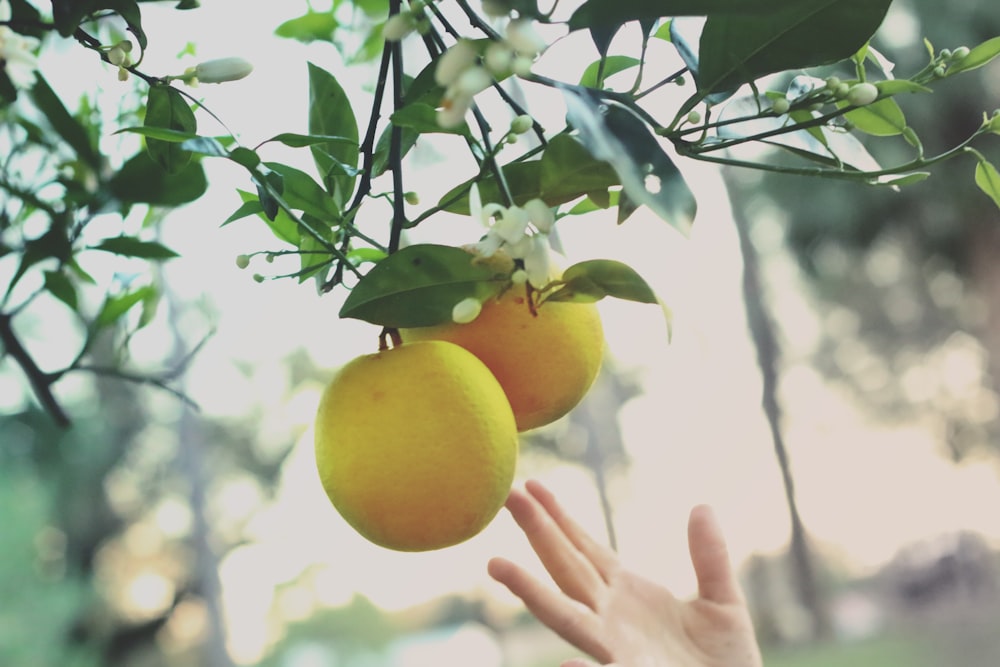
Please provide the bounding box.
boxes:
[145,85,197,173]
[180,136,228,158]
[975,160,1000,210]
[228,147,261,169]
[569,0,787,31]
[275,10,338,43]
[43,270,77,310]
[91,236,179,260]
[545,260,657,304]
[340,244,507,327]
[110,151,207,205]
[697,0,893,94]
[96,285,156,327]
[308,63,360,208]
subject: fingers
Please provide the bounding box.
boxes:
[504,484,609,609]
[687,504,744,605]
[488,556,609,661]
[562,659,614,667]
[523,480,620,580]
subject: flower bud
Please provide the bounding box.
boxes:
[825,75,841,90]
[452,297,482,324]
[505,18,547,57]
[511,54,534,77]
[686,109,703,124]
[484,42,514,75]
[235,254,250,269]
[771,97,790,114]
[404,191,420,205]
[951,46,970,62]
[454,65,493,97]
[435,40,478,86]
[846,82,878,106]
[108,45,127,66]
[194,57,253,84]
[481,0,510,17]
[510,269,528,285]
[383,13,415,42]
[510,114,533,135]
[252,273,265,283]
[834,82,850,99]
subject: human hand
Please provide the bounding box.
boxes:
[488,480,763,667]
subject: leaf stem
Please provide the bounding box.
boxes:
[388,0,406,254]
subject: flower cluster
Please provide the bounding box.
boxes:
[0,0,40,90]
[434,18,547,128]
[470,184,555,289]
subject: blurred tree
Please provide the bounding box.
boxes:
[730,0,1000,462]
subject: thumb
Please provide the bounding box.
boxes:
[688,504,744,605]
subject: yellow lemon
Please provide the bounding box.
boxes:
[402,285,604,431]
[314,340,518,551]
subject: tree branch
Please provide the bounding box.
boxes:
[0,312,70,427]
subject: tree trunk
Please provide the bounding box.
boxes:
[732,200,833,642]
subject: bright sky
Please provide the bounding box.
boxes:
[27,1,1000,664]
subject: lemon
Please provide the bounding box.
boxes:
[401,285,604,431]
[314,340,518,551]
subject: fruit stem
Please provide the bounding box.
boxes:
[379,327,403,350]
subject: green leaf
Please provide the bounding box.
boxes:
[180,136,228,158]
[264,132,359,149]
[842,97,907,136]
[96,285,156,327]
[561,88,696,233]
[308,63,360,209]
[239,189,298,245]
[29,76,100,169]
[697,0,893,94]
[110,151,207,206]
[340,245,507,327]
[264,162,340,221]
[144,85,197,173]
[545,260,657,304]
[91,236,179,260]
[984,113,1000,136]
[539,135,619,206]
[275,10,337,43]
[439,162,544,214]
[372,124,419,177]
[975,160,1000,210]
[222,199,263,226]
[43,270,77,310]
[116,125,199,142]
[579,55,640,89]
[391,103,472,136]
[948,36,1000,74]
[875,79,932,95]
[869,172,930,187]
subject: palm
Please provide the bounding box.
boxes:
[488,481,762,667]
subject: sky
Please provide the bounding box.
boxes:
[22,1,1000,663]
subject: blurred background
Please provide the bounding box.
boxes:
[2,0,1000,666]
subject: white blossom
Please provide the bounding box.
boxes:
[435,39,478,86]
[0,0,40,90]
[523,198,554,233]
[505,18,547,57]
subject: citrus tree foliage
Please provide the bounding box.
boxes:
[1,0,999,424]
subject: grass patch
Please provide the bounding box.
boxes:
[762,634,935,667]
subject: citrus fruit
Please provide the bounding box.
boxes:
[314,340,518,551]
[401,284,604,431]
